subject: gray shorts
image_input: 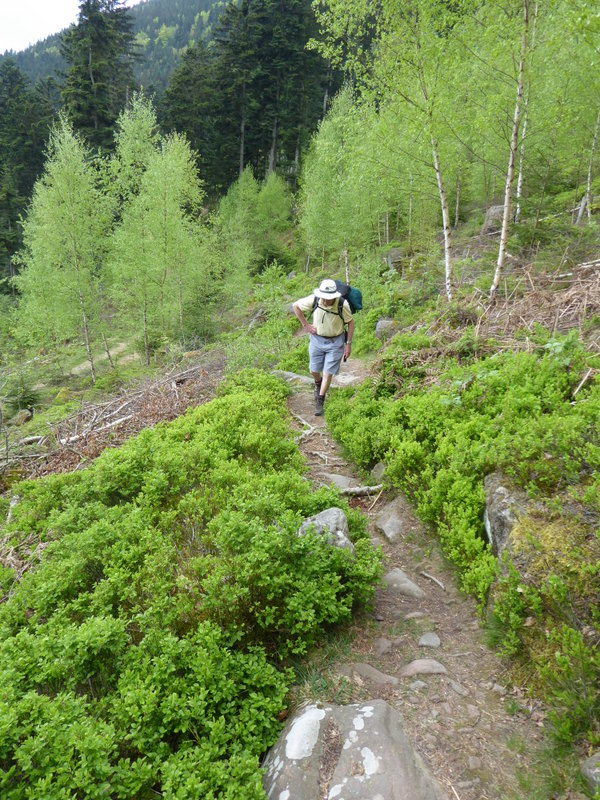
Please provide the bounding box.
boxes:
[309,333,345,375]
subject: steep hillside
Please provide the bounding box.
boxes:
[0,0,223,91]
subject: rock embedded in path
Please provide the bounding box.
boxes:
[297,507,354,552]
[262,700,449,800]
[375,497,411,542]
[321,472,355,491]
[400,659,448,677]
[449,680,469,698]
[375,637,393,656]
[271,369,313,386]
[383,568,426,599]
[418,632,441,649]
[468,756,482,771]
[337,662,399,688]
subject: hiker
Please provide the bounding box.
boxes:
[293,279,354,416]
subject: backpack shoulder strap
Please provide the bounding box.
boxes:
[311,295,318,315]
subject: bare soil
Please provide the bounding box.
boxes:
[287,359,582,800]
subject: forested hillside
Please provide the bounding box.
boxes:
[1,0,600,797]
[0,0,223,92]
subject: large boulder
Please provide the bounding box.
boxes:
[374,318,397,340]
[385,247,404,272]
[298,507,354,552]
[262,700,448,800]
[9,408,33,426]
[481,204,504,234]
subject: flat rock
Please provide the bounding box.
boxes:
[375,637,393,656]
[262,700,449,800]
[338,662,399,687]
[322,473,356,490]
[383,568,426,599]
[271,370,313,386]
[375,497,410,542]
[449,680,469,697]
[418,632,441,648]
[400,659,448,677]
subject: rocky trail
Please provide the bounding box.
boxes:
[277,360,564,800]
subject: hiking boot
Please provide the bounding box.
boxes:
[313,380,322,399]
[315,394,325,416]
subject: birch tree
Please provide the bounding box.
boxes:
[313,0,467,301]
[14,116,110,382]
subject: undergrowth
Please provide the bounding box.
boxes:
[325,327,600,747]
[0,370,381,798]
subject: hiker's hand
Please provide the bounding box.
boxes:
[344,342,352,360]
[304,323,317,335]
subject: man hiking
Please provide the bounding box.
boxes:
[293,279,354,416]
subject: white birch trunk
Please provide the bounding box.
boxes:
[408,184,413,245]
[78,286,96,385]
[514,103,528,223]
[576,107,600,225]
[490,0,529,301]
[515,2,538,224]
[432,138,453,302]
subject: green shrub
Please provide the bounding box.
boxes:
[0,370,381,796]
[326,333,600,605]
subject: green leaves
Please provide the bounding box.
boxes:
[325,334,600,602]
[0,371,381,797]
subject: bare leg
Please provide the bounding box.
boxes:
[311,370,322,383]
[319,372,333,397]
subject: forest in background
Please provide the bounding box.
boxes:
[0,0,338,287]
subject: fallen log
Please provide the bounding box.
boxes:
[339,484,383,496]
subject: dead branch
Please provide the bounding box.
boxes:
[573,368,595,399]
[420,571,446,591]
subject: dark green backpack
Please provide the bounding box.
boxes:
[311,280,363,319]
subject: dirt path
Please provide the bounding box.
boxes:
[287,360,553,800]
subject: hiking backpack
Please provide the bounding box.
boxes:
[311,279,363,320]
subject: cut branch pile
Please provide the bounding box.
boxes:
[474,266,600,341]
[1,353,225,481]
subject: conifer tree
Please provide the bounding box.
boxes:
[14,116,111,382]
[60,0,138,151]
[0,60,55,287]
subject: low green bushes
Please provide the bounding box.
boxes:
[0,371,381,798]
[325,329,600,746]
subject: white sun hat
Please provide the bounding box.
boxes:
[313,279,341,299]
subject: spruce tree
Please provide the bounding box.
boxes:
[60,0,138,151]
